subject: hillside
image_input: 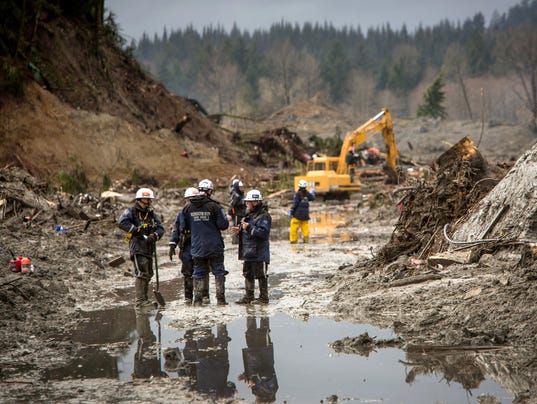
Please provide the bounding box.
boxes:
[0,12,249,188]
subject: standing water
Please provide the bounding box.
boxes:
[46,307,513,403]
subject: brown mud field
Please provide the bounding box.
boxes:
[2,162,537,403]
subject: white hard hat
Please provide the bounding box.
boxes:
[238,181,244,186]
[136,188,154,199]
[298,179,308,188]
[198,179,214,191]
[244,189,262,201]
[232,179,240,186]
[184,187,200,198]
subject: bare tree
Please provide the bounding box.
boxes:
[297,49,322,99]
[496,23,537,130]
[265,39,300,106]
[443,43,473,120]
[195,48,243,113]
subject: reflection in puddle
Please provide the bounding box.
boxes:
[309,211,354,243]
[46,309,514,403]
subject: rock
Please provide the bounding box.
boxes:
[108,256,126,267]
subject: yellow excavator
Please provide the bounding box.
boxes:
[294,108,399,198]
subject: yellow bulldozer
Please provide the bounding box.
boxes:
[294,109,399,199]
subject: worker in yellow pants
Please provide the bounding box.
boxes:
[289,217,310,243]
[288,180,315,243]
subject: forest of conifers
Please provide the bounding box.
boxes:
[133,0,537,125]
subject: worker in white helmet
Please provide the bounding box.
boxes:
[118,188,164,311]
[289,180,315,244]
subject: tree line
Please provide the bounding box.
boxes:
[1,0,535,127]
[134,0,537,127]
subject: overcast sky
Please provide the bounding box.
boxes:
[106,0,522,42]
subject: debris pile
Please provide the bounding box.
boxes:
[237,127,310,167]
[378,136,504,264]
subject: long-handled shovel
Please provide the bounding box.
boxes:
[153,248,165,307]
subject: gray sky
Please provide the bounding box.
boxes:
[106,0,521,42]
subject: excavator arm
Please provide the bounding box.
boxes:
[336,109,399,181]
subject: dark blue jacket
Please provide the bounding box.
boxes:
[118,204,164,258]
[291,189,315,221]
[182,195,229,258]
[239,202,271,263]
[170,208,192,261]
[229,183,246,218]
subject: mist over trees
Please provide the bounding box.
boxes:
[134,0,537,127]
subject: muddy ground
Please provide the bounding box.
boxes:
[1,166,537,403]
[0,173,385,403]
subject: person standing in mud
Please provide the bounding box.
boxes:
[289,179,315,244]
[183,183,229,306]
[228,179,246,244]
[118,188,164,310]
[231,189,272,305]
[238,316,278,402]
[169,187,209,305]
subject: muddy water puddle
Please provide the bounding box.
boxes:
[46,307,512,403]
[272,210,360,244]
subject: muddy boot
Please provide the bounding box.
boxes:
[193,278,204,307]
[184,277,193,305]
[255,278,269,305]
[235,278,255,304]
[202,274,211,305]
[215,276,227,306]
[142,278,157,307]
[135,278,157,311]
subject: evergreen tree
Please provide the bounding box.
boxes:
[417,74,447,119]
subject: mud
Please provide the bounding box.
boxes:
[1,166,537,402]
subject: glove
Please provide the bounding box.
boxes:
[169,243,176,261]
[146,232,158,244]
[310,188,316,197]
[288,209,294,218]
[136,223,149,235]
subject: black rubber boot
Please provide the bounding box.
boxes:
[235,278,255,304]
[193,278,204,307]
[135,278,157,311]
[184,277,193,304]
[256,277,269,305]
[215,276,227,305]
[202,274,210,304]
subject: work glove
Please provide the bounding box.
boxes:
[169,242,176,261]
[146,232,158,244]
[136,223,149,235]
[310,188,316,197]
[288,209,294,218]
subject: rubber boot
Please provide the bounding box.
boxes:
[215,276,227,305]
[184,277,193,305]
[193,278,204,307]
[202,274,211,304]
[235,278,255,304]
[135,278,157,310]
[256,278,269,305]
[142,278,157,307]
